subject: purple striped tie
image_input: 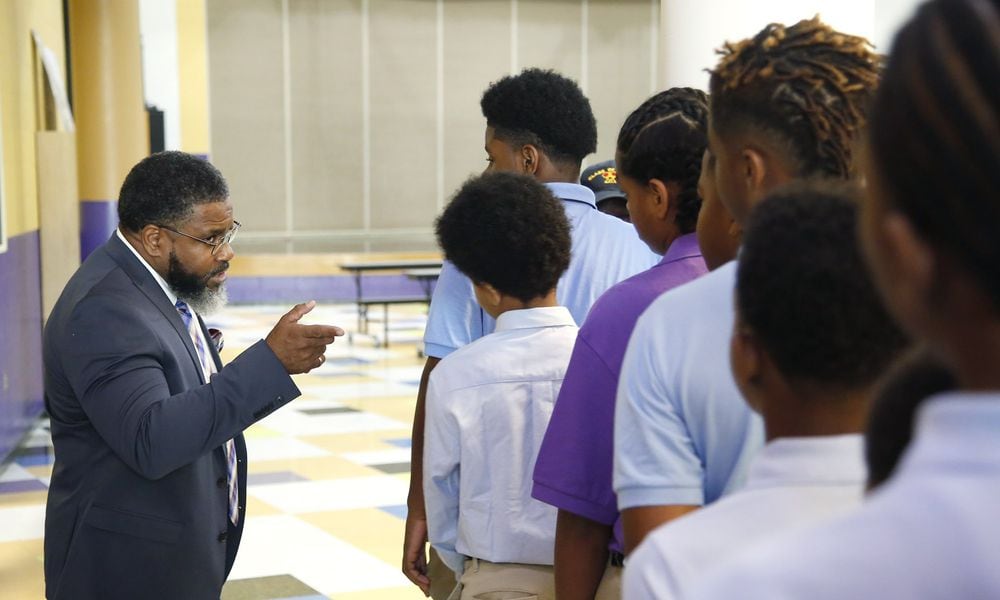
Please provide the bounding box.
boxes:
[176,300,240,526]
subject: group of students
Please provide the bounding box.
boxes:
[402,0,1000,599]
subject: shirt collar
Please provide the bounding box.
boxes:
[116,228,178,306]
[494,306,577,332]
[657,232,702,266]
[545,182,597,209]
[903,392,1000,469]
[744,434,865,490]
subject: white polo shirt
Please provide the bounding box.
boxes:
[691,394,1000,600]
[423,182,657,358]
[624,435,865,600]
[614,261,764,509]
[423,306,578,575]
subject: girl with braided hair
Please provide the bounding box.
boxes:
[689,1,1000,598]
[532,87,710,600]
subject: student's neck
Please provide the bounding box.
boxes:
[533,163,580,184]
[940,317,1000,390]
[491,291,559,318]
[761,386,869,443]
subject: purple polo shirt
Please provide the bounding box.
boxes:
[531,233,707,553]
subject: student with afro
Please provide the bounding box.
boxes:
[531,87,710,600]
[614,16,880,553]
[423,172,578,600]
[406,68,657,596]
[624,183,908,600]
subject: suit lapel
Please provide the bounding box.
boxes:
[104,234,206,382]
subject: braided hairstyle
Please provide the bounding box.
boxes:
[709,16,880,179]
[616,88,708,233]
[870,0,1000,310]
[617,87,708,155]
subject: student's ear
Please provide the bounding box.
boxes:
[730,321,763,392]
[741,147,768,203]
[521,145,540,176]
[875,210,938,326]
[727,219,743,244]
[646,179,672,221]
[139,225,167,258]
[474,282,503,310]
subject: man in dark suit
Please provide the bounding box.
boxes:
[42,151,344,599]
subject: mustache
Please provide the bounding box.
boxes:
[206,262,230,279]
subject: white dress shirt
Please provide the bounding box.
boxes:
[624,435,865,600]
[691,394,1000,600]
[423,306,578,575]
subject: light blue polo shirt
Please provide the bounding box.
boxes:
[424,182,658,359]
[613,261,764,509]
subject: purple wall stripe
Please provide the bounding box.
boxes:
[0,231,44,463]
[224,274,435,304]
[0,479,48,494]
[80,199,118,260]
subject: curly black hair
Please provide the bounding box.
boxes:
[480,68,597,166]
[870,0,1000,311]
[118,151,229,232]
[866,348,955,490]
[436,172,571,303]
[616,87,708,155]
[737,181,908,389]
[616,88,708,234]
[709,16,881,179]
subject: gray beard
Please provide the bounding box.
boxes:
[177,285,228,316]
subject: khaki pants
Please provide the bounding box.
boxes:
[452,558,555,600]
[429,547,460,600]
[595,563,622,600]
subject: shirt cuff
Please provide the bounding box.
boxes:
[616,485,704,510]
[531,480,618,526]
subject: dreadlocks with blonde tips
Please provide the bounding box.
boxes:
[709,16,881,179]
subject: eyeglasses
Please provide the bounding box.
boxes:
[159,220,242,255]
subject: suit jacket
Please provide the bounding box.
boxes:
[43,235,300,600]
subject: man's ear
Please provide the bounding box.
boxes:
[521,144,540,175]
[139,225,167,258]
[646,179,673,221]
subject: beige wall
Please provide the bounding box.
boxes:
[207,0,659,254]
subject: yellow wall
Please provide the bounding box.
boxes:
[0,0,66,237]
[177,0,211,155]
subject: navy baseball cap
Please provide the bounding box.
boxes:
[580,160,624,205]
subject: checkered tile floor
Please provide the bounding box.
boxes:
[0,303,431,599]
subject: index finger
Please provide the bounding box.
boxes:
[298,324,345,339]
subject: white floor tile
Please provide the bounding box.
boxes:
[247,476,408,514]
[340,449,411,466]
[0,463,36,482]
[296,381,418,401]
[245,437,330,462]
[228,514,410,594]
[258,409,408,437]
[0,505,45,542]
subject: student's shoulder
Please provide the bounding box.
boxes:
[430,333,506,390]
[642,261,736,322]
